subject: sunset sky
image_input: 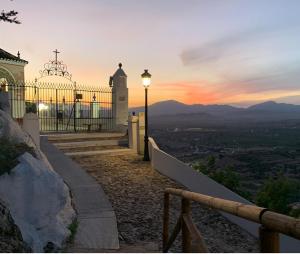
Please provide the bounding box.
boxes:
[1,0,300,107]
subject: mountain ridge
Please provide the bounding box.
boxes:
[129,100,300,116]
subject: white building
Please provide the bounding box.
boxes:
[0,48,28,120]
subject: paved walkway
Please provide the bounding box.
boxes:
[40,137,119,251]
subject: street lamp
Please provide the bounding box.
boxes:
[141,69,151,161]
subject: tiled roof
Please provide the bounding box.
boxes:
[0,48,28,64]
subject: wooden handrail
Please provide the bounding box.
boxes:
[165,188,266,223]
[163,187,300,253]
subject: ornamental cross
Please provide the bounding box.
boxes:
[38,49,72,82]
[53,49,60,63]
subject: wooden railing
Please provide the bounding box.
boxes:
[163,188,300,253]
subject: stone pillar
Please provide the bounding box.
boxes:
[112,63,128,133]
[22,113,40,148]
[137,112,145,155]
[128,114,138,153]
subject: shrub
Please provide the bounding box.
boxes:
[256,175,300,216]
[193,159,251,200]
[193,161,209,175]
[212,166,240,191]
[67,219,78,243]
[207,155,216,170]
[25,102,37,114]
[0,138,35,175]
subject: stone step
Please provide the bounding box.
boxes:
[53,139,128,149]
[44,132,127,143]
[66,148,135,157]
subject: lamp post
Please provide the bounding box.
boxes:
[141,69,151,161]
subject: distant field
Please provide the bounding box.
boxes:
[150,116,300,202]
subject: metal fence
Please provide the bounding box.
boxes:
[6,82,114,132]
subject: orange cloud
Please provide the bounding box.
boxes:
[152,81,223,105]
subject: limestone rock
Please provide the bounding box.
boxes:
[0,109,76,252]
[0,109,53,168]
[0,152,76,252]
[0,109,33,146]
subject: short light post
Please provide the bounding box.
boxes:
[141,69,151,161]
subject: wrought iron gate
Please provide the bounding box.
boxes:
[7,82,114,132]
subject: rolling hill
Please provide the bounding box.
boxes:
[130,100,241,116]
[129,100,300,126]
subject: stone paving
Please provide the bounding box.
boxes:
[71,152,259,253]
[40,137,120,251]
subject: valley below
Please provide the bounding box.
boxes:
[149,112,300,215]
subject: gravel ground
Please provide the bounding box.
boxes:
[71,153,259,252]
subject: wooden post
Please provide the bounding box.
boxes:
[163,192,169,251]
[182,198,191,252]
[163,216,182,252]
[182,214,208,252]
[259,226,280,253]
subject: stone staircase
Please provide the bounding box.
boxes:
[44,132,131,156]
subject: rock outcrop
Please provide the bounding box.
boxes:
[0,109,76,252]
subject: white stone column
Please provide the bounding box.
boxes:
[137,112,145,155]
[128,114,138,153]
[112,63,128,133]
[75,102,81,118]
[90,102,99,118]
[22,113,40,148]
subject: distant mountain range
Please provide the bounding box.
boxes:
[247,101,300,112]
[130,100,300,116]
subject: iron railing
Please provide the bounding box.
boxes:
[5,82,114,132]
[163,188,300,253]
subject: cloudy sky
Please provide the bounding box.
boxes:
[1,0,300,107]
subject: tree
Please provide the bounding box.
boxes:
[207,155,216,170]
[256,175,300,216]
[193,159,251,200]
[0,1,20,24]
[0,10,20,24]
[212,166,240,192]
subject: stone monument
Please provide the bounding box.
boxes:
[111,63,128,132]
